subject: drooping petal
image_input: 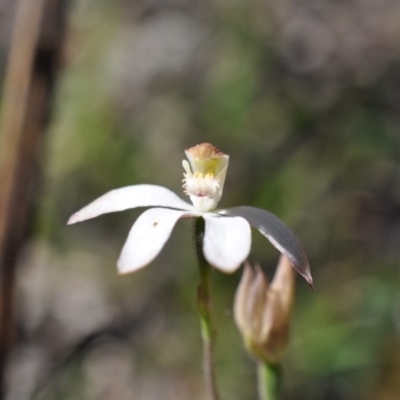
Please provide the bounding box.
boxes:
[202,214,251,273]
[68,184,194,225]
[118,208,197,274]
[220,206,313,288]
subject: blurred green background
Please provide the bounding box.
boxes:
[1,0,400,399]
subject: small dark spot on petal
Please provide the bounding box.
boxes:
[153,221,158,227]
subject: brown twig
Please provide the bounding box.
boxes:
[0,0,67,396]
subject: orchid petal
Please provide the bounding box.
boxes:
[203,214,251,273]
[220,206,313,288]
[68,184,193,225]
[118,208,197,274]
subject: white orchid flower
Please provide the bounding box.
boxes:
[68,143,313,287]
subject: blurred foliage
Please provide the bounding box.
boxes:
[1,0,400,399]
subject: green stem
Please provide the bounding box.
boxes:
[194,217,219,400]
[257,361,281,400]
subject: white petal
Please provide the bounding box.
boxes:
[118,208,197,274]
[68,184,193,224]
[220,206,313,288]
[203,214,251,273]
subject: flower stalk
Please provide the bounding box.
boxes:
[194,217,219,400]
[257,361,281,400]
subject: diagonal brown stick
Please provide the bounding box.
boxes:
[0,0,68,397]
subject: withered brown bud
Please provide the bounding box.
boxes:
[234,255,295,364]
